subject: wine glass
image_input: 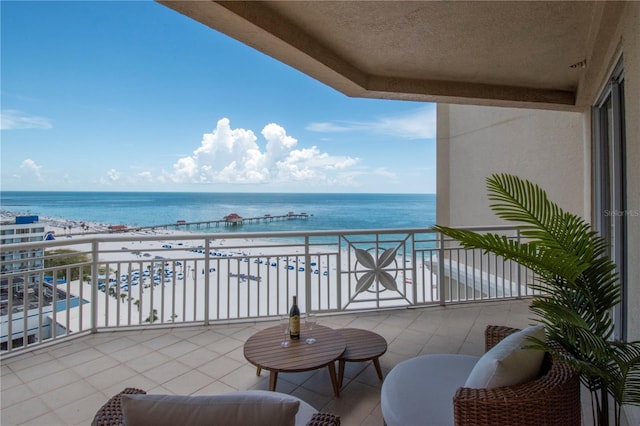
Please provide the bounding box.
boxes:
[279,316,290,347]
[305,313,317,344]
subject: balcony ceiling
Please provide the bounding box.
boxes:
[158,1,623,111]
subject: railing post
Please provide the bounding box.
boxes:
[438,232,446,306]
[304,236,311,313]
[91,240,99,334]
[411,231,417,306]
[204,238,210,326]
[516,229,522,298]
[337,235,342,312]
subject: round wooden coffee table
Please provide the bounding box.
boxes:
[244,325,346,396]
[337,328,388,387]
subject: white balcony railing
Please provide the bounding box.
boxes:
[0,226,538,356]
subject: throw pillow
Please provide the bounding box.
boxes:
[121,392,300,426]
[464,325,546,389]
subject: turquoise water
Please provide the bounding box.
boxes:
[0,192,436,233]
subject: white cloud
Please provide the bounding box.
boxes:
[1,110,52,130]
[374,167,397,179]
[375,107,436,139]
[98,169,122,185]
[138,171,154,182]
[306,105,436,139]
[170,118,359,185]
[327,157,358,170]
[107,169,120,181]
[20,159,43,180]
[305,122,352,132]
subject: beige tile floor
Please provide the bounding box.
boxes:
[0,299,625,425]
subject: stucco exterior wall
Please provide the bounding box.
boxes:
[436,104,586,227]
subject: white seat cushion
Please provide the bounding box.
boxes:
[381,354,480,426]
[231,391,317,426]
[122,390,316,426]
[464,325,545,389]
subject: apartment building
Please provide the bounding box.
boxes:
[0,216,55,350]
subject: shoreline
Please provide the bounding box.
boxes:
[0,210,317,241]
[1,210,208,240]
[2,210,121,235]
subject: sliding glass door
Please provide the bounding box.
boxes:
[593,58,626,340]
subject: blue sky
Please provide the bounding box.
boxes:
[1,1,436,193]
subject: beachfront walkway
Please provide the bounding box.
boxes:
[0,299,610,425]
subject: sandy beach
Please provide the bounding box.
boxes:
[32,215,360,330]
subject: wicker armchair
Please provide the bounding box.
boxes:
[453,325,581,426]
[92,388,340,426]
[92,388,146,426]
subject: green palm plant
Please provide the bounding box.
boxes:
[433,173,640,426]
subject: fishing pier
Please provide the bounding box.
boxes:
[135,212,310,232]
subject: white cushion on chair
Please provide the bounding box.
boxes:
[381,354,480,426]
[122,390,315,426]
[464,325,546,389]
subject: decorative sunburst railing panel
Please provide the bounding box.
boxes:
[337,233,414,310]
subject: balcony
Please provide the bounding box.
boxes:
[0,229,622,424]
[1,299,539,425]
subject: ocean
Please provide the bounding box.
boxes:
[0,192,436,233]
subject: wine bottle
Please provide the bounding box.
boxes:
[289,296,300,340]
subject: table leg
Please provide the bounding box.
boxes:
[338,360,346,388]
[269,371,278,391]
[373,357,383,380]
[256,367,262,376]
[328,362,340,397]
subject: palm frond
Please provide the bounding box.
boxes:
[607,342,640,405]
[487,174,597,259]
[432,226,588,281]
